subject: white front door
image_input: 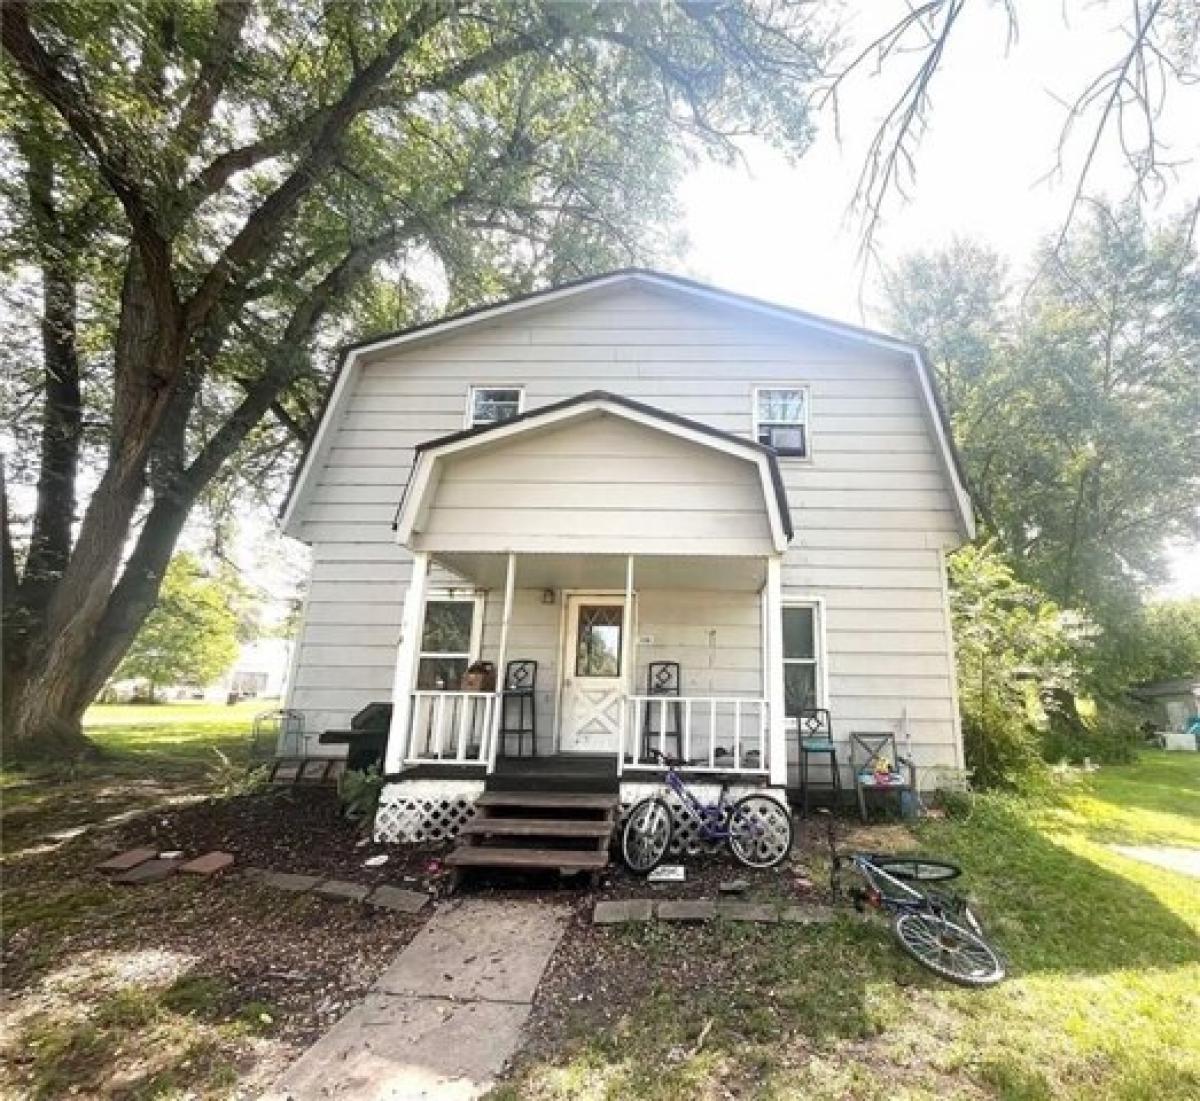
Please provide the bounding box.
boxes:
[559,595,627,753]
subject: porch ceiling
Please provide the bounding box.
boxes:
[433,551,768,592]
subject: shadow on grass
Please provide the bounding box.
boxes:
[913,798,1200,977]
[495,795,1200,1100]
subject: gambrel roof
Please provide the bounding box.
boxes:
[281,269,975,539]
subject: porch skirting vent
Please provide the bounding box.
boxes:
[374,779,484,843]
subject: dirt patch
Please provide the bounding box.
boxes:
[1,787,444,1099]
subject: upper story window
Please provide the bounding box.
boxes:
[754,387,809,457]
[468,386,523,428]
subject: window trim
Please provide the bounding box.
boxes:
[781,598,828,714]
[465,384,525,429]
[752,384,812,460]
[416,588,484,691]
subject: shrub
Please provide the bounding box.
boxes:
[1042,701,1140,765]
[961,701,1048,791]
[338,766,384,831]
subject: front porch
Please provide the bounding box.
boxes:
[385,551,786,788]
[377,393,795,847]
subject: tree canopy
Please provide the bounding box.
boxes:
[885,202,1200,623]
[0,0,827,755]
[115,553,241,699]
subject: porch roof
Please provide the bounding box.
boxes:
[430,551,769,591]
[394,391,792,557]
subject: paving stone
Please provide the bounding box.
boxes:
[314,879,371,903]
[779,905,836,924]
[593,899,654,925]
[96,847,157,873]
[368,885,430,914]
[373,900,567,1003]
[179,851,234,876]
[111,856,183,884]
[657,899,716,923]
[718,879,750,895]
[241,866,270,881]
[717,902,780,923]
[263,993,531,1101]
[261,871,322,893]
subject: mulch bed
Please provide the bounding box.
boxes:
[1,788,447,1096]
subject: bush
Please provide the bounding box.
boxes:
[1042,701,1140,765]
[961,701,1048,792]
[338,766,384,831]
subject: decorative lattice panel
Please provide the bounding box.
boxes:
[374,780,483,843]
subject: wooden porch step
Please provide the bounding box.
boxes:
[445,846,608,872]
[460,817,613,839]
[475,791,618,811]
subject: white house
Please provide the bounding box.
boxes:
[280,271,974,861]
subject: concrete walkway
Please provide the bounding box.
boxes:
[264,900,568,1101]
[1110,844,1200,878]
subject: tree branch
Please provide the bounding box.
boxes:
[1,0,176,313]
[183,2,454,332]
[173,0,252,159]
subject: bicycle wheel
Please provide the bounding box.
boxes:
[892,910,1005,987]
[622,797,673,874]
[728,795,793,869]
[871,856,962,882]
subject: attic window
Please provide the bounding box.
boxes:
[754,387,809,457]
[468,386,523,427]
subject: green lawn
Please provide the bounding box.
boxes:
[1,700,277,844]
[497,752,1200,1101]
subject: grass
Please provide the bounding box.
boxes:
[1,699,276,842]
[497,751,1200,1101]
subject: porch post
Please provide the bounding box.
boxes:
[487,552,517,773]
[618,555,635,776]
[766,554,788,787]
[385,550,430,774]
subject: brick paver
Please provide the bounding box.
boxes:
[180,851,234,876]
[97,848,157,873]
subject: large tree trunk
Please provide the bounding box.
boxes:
[3,256,187,759]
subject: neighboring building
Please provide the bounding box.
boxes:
[105,638,292,704]
[1130,676,1200,748]
[280,270,975,843]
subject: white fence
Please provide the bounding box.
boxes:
[625,695,769,775]
[404,691,497,765]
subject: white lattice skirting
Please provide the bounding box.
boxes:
[619,782,788,856]
[375,779,484,843]
[374,778,788,852]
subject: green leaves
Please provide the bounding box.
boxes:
[115,553,242,694]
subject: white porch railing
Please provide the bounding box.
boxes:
[625,695,770,775]
[403,691,497,765]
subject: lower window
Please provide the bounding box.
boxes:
[782,603,821,716]
[416,596,478,690]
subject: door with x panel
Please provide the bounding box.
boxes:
[559,596,627,753]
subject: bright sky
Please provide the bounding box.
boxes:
[676,0,1200,596]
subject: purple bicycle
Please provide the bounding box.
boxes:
[621,749,794,873]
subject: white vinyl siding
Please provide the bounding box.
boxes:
[286,283,965,769]
[413,415,775,556]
